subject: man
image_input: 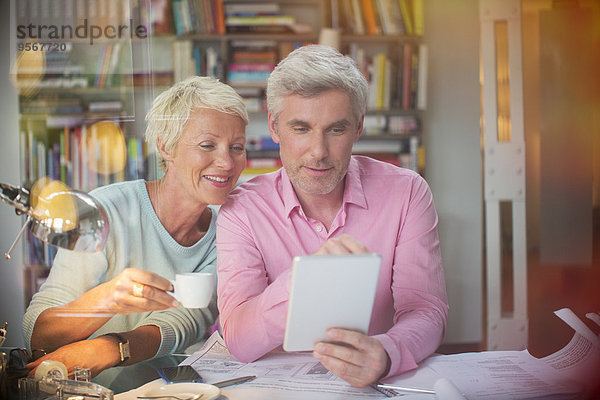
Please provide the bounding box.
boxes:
[216,45,448,388]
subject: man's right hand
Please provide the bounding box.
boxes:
[312,234,369,255]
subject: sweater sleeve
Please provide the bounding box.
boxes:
[22,247,109,349]
[141,246,218,357]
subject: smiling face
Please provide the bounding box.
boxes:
[161,108,247,206]
[269,89,362,198]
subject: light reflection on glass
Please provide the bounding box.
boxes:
[87,120,127,175]
[11,43,46,97]
[31,178,77,232]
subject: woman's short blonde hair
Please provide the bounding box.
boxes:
[145,76,249,172]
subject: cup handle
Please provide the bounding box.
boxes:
[169,279,180,302]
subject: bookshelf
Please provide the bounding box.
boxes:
[167,0,427,177]
[13,0,158,288]
[12,0,427,299]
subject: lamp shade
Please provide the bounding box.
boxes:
[1,182,109,254]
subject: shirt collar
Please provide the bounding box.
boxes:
[280,156,368,219]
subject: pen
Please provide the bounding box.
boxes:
[377,383,436,394]
[212,375,256,388]
[370,383,398,397]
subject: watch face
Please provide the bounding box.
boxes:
[119,341,130,361]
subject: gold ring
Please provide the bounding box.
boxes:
[132,282,144,297]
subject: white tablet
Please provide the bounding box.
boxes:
[283,253,381,352]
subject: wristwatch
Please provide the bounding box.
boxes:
[102,333,130,366]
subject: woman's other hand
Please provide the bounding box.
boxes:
[27,337,120,378]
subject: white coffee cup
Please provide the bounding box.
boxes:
[171,272,215,308]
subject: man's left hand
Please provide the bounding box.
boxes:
[313,328,390,387]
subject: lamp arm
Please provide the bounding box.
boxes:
[0,183,30,215]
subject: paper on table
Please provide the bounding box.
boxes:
[421,350,575,400]
[399,308,597,400]
[554,308,599,347]
[180,331,383,400]
[539,309,600,394]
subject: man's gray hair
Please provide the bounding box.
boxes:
[145,76,249,173]
[266,44,368,126]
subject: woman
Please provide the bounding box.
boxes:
[22,76,248,377]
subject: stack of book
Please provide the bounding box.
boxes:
[236,87,266,112]
[225,2,296,34]
[227,40,277,87]
[244,136,281,176]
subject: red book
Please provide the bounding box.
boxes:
[214,0,226,34]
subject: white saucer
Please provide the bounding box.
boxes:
[141,382,220,400]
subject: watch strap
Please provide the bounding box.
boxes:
[102,332,130,366]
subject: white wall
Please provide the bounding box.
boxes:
[425,1,483,344]
[0,0,26,347]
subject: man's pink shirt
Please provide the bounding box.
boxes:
[216,156,449,377]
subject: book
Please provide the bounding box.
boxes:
[227,70,272,84]
[214,0,226,34]
[350,0,366,34]
[363,114,388,135]
[229,62,276,72]
[203,0,215,34]
[360,0,379,35]
[375,53,387,109]
[225,2,281,15]
[388,115,420,134]
[152,0,172,34]
[376,0,396,34]
[401,42,413,109]
[417,44,428,110]
[398,0,414,35]
[226,14,294,25]
[413,0,424,36]
[226,24,292,34]
[172,1,185,35]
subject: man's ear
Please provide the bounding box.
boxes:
[355,115,364,142]
[268,113,280,144]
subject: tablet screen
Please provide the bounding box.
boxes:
[283,253,381,352]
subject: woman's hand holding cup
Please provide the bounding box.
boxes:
[99,267,179,314]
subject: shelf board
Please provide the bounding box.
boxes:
[20,112,135,121]
[341,34,422,43]
[366,108,424,115]
[360,133,421,140]
[19,86,132,95]
[182,33,319,42]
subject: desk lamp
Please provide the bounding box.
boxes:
[0,181,109,259]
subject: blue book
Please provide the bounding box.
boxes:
[172,1,185,35]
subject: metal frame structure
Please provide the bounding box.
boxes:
[479,0,528,350]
